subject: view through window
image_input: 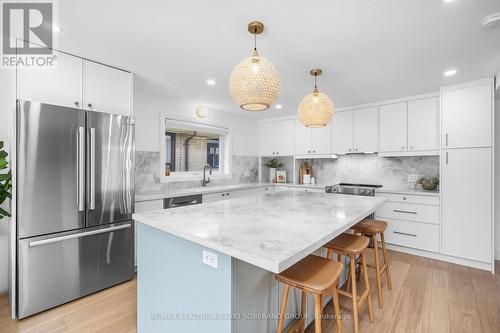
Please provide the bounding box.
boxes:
[165,128,221,175]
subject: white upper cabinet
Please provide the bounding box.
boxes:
[441,82,492,148]
[379,102,408,153]
[83,61,132,116]
[294,120,331,155]
[295,120,312,154]
[275,119,295,155]
[407,98,439,151]
[311,124,332,154]
[332,111,354,154]
[259,119,295,156]
[353,107,378,152]
[259,122,276,156]
[17,50,83,109]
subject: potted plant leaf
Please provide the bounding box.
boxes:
[264,158,284,183]
[0,141,12,219]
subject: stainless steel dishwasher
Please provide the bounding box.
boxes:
[163,194,203,209]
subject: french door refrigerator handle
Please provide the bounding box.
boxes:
[77,127,85,212]
[28,224,132,247]
[89,127,96,210]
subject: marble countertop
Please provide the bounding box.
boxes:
[133,190,387,273]
[135,183,329,202]
[376,186,440,197]
[135,183,273,202]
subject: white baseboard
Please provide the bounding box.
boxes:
[386,244,494,272]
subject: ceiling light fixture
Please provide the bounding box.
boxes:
[229,21,280,111]
[206,79,216,86]
[444,69,457,77]
[196,105,207,118]
[298,69,335,128]
[275,104,282,109]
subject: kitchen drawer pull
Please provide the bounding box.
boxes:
[393,209,417,215]
[29,224,132,247]
[393,231,417,237]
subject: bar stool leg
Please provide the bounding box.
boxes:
[372,235,384,308]
[332,282,343,333]
[314,294,322,333]
[300,291,307,333]
[277,284,289,333]
[380,233,392,290]
[361,251,374,323]
[349,256,359,333]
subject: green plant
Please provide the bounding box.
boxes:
[264,158,284,169]
[0,141,12,219]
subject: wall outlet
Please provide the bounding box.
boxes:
[407,174,418,182]
[202,250,218,269]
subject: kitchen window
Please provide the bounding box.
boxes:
[160,118,230,182]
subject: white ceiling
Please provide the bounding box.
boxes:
[55,0,500,118]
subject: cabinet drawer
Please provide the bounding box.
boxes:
[377,201,439,224]
[134,200,163,213]
[383,218,439,252]
[376,192,439,205]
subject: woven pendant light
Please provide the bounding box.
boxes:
[229,21,280,111]
[298,69,334,128]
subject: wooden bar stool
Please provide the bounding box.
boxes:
[351,219,392,308]
[276,255,344,333]
[324,233,374,333]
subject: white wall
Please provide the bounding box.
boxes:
[496,93,500,260]
[133,89,258,156]
[0,68,16,293]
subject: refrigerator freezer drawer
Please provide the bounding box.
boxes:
[17,221,134,319]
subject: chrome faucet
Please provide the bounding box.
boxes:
[202,163,212,187]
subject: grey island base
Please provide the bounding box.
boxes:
[133,190,386,333]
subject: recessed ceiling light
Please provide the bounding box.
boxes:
[443,0,457,3]
[444,69,457,77]
[53,24,62,32]
[275,104,282,109]
[206,79,216,86]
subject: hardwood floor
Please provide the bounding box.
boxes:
[306,251,500,333]
[0,252,498,333]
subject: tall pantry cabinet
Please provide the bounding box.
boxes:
[440,78,494,268]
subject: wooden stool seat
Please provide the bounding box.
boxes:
[351,219,388,235]
[276,255,343,294]
[323,233,374,333]
[352,219,392,309]
[276,255,343,333]
[324,233,370,255]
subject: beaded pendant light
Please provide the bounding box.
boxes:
[298,69,335,128]
[229,21,280,111]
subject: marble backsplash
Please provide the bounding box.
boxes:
[135,151,258,193]
[302,154,439,188]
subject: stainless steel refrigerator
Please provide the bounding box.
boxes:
[16,100,135,319]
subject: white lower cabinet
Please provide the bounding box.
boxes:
[134,199,163,266]
[376,192,440,253]
[441,147,492,263]
[383,218,440,253]
[203,187,273,203]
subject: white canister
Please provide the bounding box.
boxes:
[303,174,311,184]
[310,177,316,185]
[269,168,277,183]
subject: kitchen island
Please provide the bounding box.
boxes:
[133,190,386,333]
